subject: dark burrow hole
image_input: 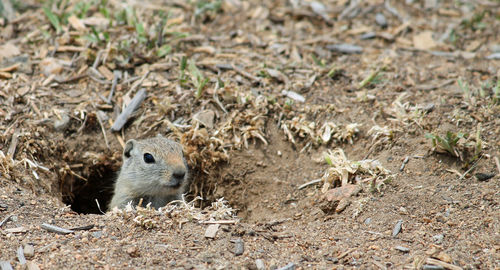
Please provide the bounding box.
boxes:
[61,163,118,214]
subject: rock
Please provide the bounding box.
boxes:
[318,184,361,214]
[126,246,140,257]
[193,110,215,129]
[204,224,219,238]
[432,234,444,244]
[54,114,70,131]
[255,259,265,270]
[26,261,40,270]
[232,238,244,256]
[23,244,35,258]
[375,13,387,27]
[92,231,103,239]
[364,218,371,225]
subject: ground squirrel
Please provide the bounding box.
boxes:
[109,136,189,210]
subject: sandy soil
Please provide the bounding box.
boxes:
[0,0,499,269]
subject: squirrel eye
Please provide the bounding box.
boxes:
[143,153,155,163]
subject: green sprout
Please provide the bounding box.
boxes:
[188,60,209,99]
[425,131,466,158]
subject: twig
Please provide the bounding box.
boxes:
[199,220,238,225]
[494,156,500,175]
[339,0,360,20]
[106,70,122,104]
[384,0,404,22]
[212,77,228,114]
[41,223,74,234]
[0,215,13,228]
[298,178,322,190]
[7,129,19,157]
[127,71,150,97]
[111,88,147,131]
[92,50,102,69]
[232,64,261,84]
[400,156,410,171]
[425,258,463,270]
[459,156,483,180]
[338,248,356,259]
[95,110,110,149]
[70,224,95,231]
[96,198,106,214]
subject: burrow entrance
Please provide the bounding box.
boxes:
[53,119,326,221]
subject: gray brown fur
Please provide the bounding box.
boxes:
[109,137,189,210]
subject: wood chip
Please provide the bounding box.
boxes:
[0,43,20,60]
[17,246,26,265]
[392,220,403,237]
[204,224,220,238]
[67,15,86,31]
[0,261,13,270]
[0,215,12,228]
[199,220,238,225]
[425,258,463,270]
[0,63,20,73]
[0,71,12,79]
[4,226,27,233]
[47,45,86,52]
[98,65,114,81]
[111,88,147,131]
[413,31,437,50]
[41,223,74,234]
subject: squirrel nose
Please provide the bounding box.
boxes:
[172,168,186,181]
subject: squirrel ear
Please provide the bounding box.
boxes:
[123,139,136,158]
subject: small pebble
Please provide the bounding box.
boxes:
[255,259,265,270]
[395,246,410,253]
[360,32,376,40]
[23,244,35,258]
[326,257,339,263]
[375,13,387,27]
[92,231,103,239]
[432,234,444,244]
[232,238,244,256]
[392,220,403,237]
[364,218,371,225]
[126,246,140,258]
[53,114,70,131]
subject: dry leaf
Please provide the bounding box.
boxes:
[413,31,436,50]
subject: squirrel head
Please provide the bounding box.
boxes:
[120,136,189,197]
